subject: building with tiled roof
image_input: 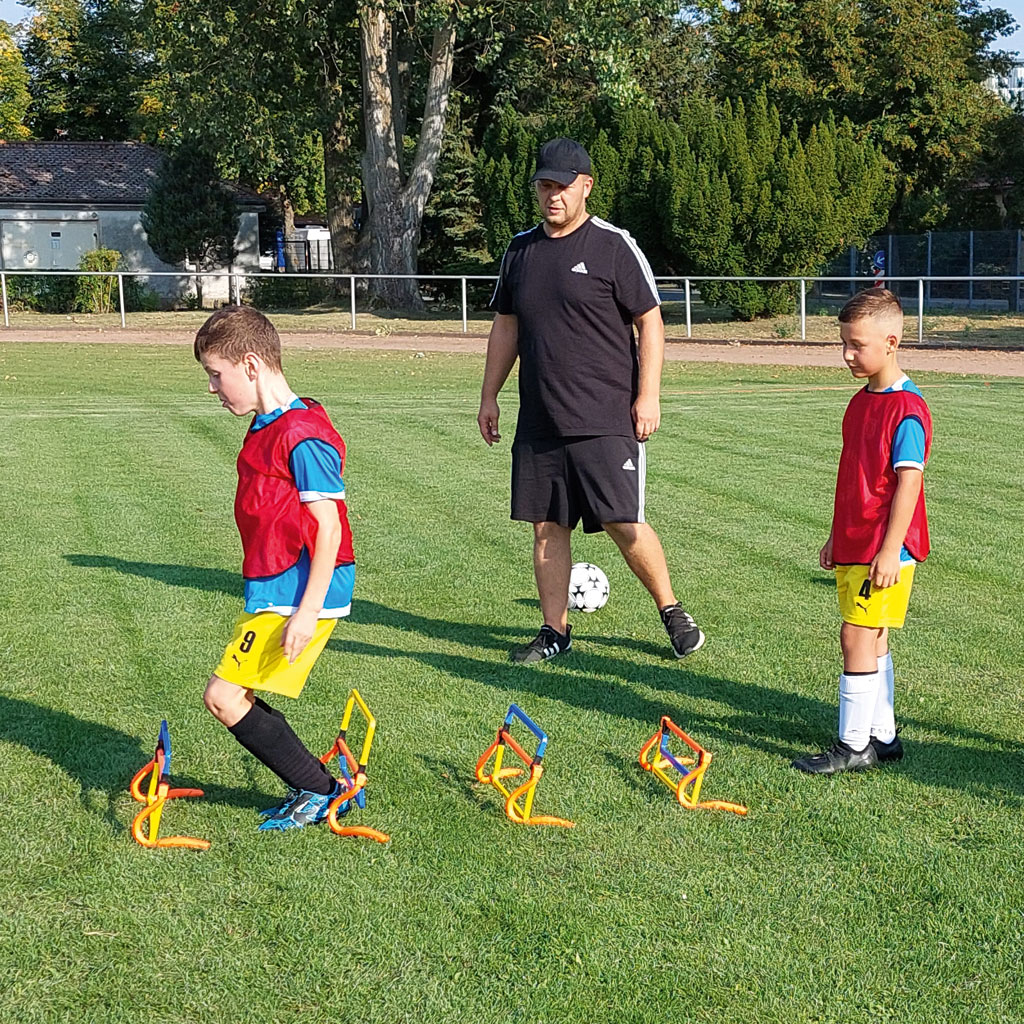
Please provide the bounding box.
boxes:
[0,141,263,302]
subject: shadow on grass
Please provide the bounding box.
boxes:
[63,555,1024,804]
[414,754,488,812]
[0,694,277,834]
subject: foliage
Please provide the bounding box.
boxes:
[74,247,120,313]
[670,94,893,318]
[141,141,240,271]
[3,272,78,313]
[418,95,491,284]
[20,0,163,140]
[467,1,686,115]
[477,96,893,318]
[145,0,361,269]
[3,248,164,313]
[0,20,31,139]
[696,0,1019,230]
[243,274,338,309]
[76,250,164,313]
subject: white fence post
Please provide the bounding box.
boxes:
[968,230,974,309]
[461,277,468,334]
[926,231,932,304]
[799,279,806,340]
[918,279,924,343]
[684,279,692,338]
[1017,229,1022,313]
[1,273,8,328]
[349,276,357,330]
[117,274,126,329]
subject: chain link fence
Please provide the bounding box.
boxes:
[821,230,1024,310]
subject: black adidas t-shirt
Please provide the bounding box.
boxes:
[491,216,661,440]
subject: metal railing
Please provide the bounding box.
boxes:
[1,268,1023,340]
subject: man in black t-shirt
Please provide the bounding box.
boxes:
[478,137,705,664]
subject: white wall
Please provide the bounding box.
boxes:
[0,207,262,306]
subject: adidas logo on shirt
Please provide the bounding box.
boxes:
[622,458,636,471]
[570,262,588,274]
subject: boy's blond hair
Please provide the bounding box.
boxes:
[194,305,283,371]
[838,288,903,326]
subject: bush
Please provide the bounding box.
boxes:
[4,273,77,313]
[4,249,166,314]
[75,248,121,314]
[244,275,339,309]
[123,278,163,312]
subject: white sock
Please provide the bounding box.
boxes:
[838,671,881,750]
[871,652,896,743]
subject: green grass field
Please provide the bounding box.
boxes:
[1,344,1022,1024]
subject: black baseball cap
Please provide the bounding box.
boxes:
[530,138,593,185]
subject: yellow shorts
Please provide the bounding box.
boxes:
[213,611,337,699]
[835,563,916,629]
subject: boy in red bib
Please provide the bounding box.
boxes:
[793,289,932,775]
[195,306,355,828]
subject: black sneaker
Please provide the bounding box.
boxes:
[870,729,904,763]
[510,624,572,664]
[660,603,705,658]
[791,740,879,775]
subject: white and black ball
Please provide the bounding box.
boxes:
[568,562,610,612]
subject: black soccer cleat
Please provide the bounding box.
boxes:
[660,603,705,658]
[870,729,904,763]
[510,624,572,664]
[791,739,879,775]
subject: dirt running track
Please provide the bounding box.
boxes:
[4,329,1023,376]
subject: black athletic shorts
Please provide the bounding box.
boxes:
[511,435,646,533]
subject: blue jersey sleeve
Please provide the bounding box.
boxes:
[892,416,926,471]
[289,439,345,501]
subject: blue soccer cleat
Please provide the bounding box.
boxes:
[258,788,297,818]
[257,783,341,832]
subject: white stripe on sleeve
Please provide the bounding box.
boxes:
[590,217,661,307]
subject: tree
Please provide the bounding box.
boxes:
[149,0,685,308]
[140,141,240,308]
[477,97,893,318]
[20,0,161,140]
[697,0,1017,229]
[357,1,456,308]
[0,21,31,139]
[669,94,893,317]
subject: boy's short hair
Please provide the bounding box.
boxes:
[839,288,903,324]
[194,305,282,371]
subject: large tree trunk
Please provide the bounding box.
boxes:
[359,3,456,310]
[321,55,359,277]
[280,193,299,272]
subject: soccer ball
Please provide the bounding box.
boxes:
[568,562,609,613]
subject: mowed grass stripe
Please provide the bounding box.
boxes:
[1,345,1022,1024]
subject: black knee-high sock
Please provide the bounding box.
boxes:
[229,701,334,795]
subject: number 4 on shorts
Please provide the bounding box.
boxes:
[858,579,872,600]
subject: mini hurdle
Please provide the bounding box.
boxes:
[129,720,211,850]
[319,688,390,843]
[475,704,574,828]
[639,716,747,816]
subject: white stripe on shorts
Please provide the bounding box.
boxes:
[637,441,647,523]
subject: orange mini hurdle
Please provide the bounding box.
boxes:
[475,704,574,828]
[639,716,747,816]
[129,720,211,850]
[319,688,390,844]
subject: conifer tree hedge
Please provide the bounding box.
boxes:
[477,95,893,319]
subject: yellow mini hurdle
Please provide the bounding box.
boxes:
[129,720,210,850]
[319,688,390,844]
[475,704,574,828]
[639,716,747,816]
